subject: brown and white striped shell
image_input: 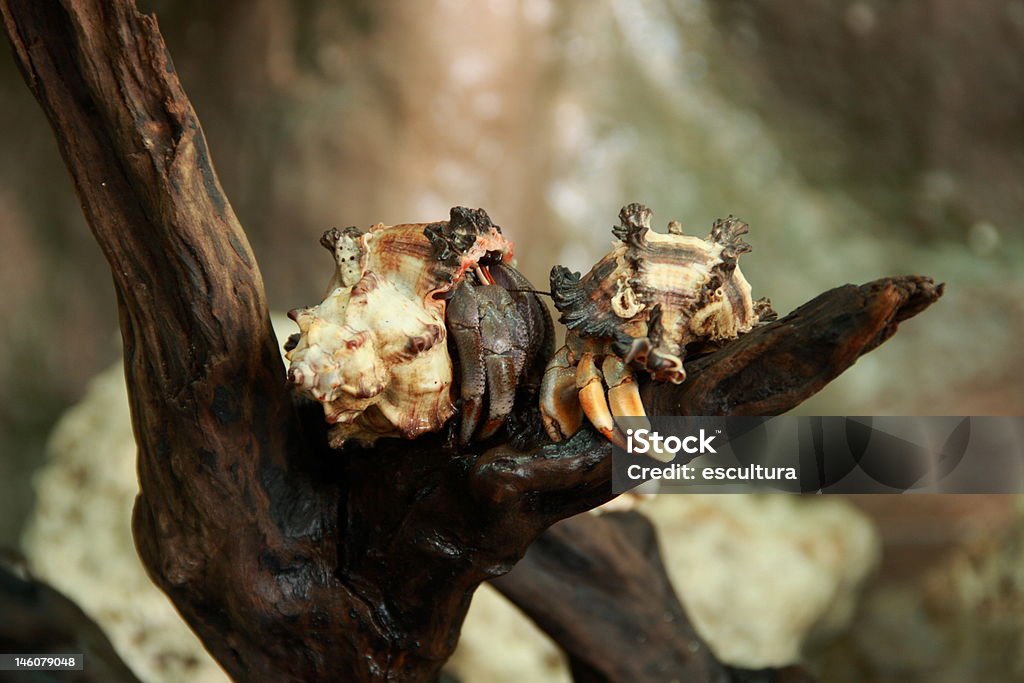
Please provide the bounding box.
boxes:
[285,207,513,446]
[550,203,773,383]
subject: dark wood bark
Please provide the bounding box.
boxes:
[1,1,942,682]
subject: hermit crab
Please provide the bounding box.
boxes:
[540,203,774,450]
[285,207,552,447]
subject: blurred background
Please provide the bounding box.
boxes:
[2,0,1024,681]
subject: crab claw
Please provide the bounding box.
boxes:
[447,281,530,444]
[540,346,583,442]
[602,356,673,462]
[576,352,628,449]
[447,281,486,444]
[601,355,649,429]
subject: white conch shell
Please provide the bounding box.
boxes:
[287,274,453,445]
[286,209,513,447]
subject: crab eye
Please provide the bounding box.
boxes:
[478,249,504,265]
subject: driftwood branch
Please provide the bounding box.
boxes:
[488,276,941,683]
[1,1,942,681]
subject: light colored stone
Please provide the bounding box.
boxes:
[447,584,572,683]
[645,494,880,668]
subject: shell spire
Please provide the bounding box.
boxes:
[425,206,504,266]
[709,216,753,265]
[612,202,652,248]
[550,265,634,351]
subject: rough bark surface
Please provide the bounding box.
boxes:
[1,1,942,682]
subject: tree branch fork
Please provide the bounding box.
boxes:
[2,1,942,681]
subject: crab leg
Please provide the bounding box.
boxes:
[478,354,519,439]
[576,352,628,449]
[601,355,649,428]
[540,346,583,442]
[474,265,495,286]
[446,282,487,444]
[476,286,528,439]
[602,356,674,462]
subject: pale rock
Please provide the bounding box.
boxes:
[644,494,880,668]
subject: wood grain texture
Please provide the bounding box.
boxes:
[1,1,942,681]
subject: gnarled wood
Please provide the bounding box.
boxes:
[1,1,942,681]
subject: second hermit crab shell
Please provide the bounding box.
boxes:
[285,207,514,446]
[550,203,770,383]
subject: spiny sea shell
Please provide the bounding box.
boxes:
[550,203,772,382]
[286,207,513,446]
